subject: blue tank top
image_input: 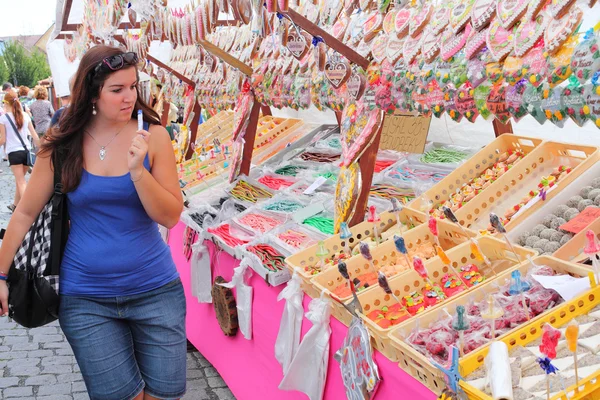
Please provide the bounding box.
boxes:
[60,151,179,297]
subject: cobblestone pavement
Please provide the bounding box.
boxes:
[0,161,235,399]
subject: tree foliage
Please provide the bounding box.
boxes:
[1,40,51,88]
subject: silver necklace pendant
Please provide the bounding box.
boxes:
[99,147,106,161]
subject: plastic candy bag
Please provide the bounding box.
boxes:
[275,273,305,372]
[218,259,254,340]
[191,240,212,303]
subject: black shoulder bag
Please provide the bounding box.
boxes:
[7,153,69,328]
[6,115,35,166]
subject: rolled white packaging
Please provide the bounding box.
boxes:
[485,341,514,400]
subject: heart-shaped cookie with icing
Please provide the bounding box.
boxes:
[371,34,389,64]
[364,12,384,42]
[497,0,528,29]
[383,9,397,35]
[471,0,496,31]
[486,84,511,123]
[325,58,352,88]
[545,6,582,54]
[430,7,451,35]
[441,23,472,61]
[347,71,367,100]
[410,4,433,38]
[451,0,475,34]
[549,0,574,19]
[357,39,372,58]
[486,18,514,61]
[513,13,548,57]
[395,8,412,38]
[403,31,423,64]
[386,36,405,64]
[331,16,349,40]
[286,30,311,60]
[465,27,487,59]
[456,83,480,122]
[421,29,442,63]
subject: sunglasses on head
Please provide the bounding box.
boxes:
[94,52,139,74]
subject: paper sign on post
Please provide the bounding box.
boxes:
[559,208,600,234]
[303,177,328,195]
[379,114,432,154]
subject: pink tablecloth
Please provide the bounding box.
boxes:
[170,222,435,400]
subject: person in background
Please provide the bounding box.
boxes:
[0,91,40,212]
[2,82,12,92]
[1,83,13,160]
[50,93,71,128]
[17,86,33,117]
[29,86,55,137]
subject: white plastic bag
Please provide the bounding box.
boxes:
[275,273,305,373]
[279,294,331,400]
[190,241,212,303]
[219,259,254,340]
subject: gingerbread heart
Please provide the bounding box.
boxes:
[371,34,389,63]
[410,4,432,38]
[320,0,343,26]
[357,39,373,58]
[522,84,546,124]
[571,35,600,85]
[549,0,574,19]
[386,36,405,64]
[545,6,582,54]
[430,7,451,35]
[465,27,487,59]
[395,8,412,38]
[503,55,524,85]
[524,0,546,20]
[497,0,528,29]
[403,31,423,64]
[486,18,514,61]
[347,71,367,100]
[562,86,587,127]
[487,84,511,123]
[467,50,489,87]
[421,29,442,63]
[541,86,566,127]
[513,13,548,57]
[441,24,471,61]
[436,59,454,87]
[444,86,463,122]
[456,83,480,122]
[506,80,528,122]
[474,84,494,119]
[364,12,384,42]
[413,83,431,115]
[331,16,349,40]
[427,81,446,117]
[325,58,352,88]
[286,31,310,59]
[522,46,548,87]
[471,0,496,31]
[583,84,600,129]
[383,9,397,35]
[547,36,577,87]
[451,0,475,34]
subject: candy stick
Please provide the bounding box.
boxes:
[377,272,410,318]
[413,256,436,289]
[442,206,470,238]
[480,294,503,340]
[338,260,362,313]
[339,222,353,257]
[359,242,378,273]
[390,198,404,229]
[452,305,470,356]
[490,213,522,264]
[584,229,600,284]
[470,238,497,276]
[509,270,531,320]
[316,240,329,271]
[538,323,561,400]
[137,109,143,131]
[565,320,579,387]
[393,235,413,270]
[368,206,382,245]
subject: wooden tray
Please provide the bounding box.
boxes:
[387,256,595,393]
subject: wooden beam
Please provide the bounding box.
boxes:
[146,54,196,86]
[349,115,384,227]
[161,100,170,126]
[61,0,73,32]
[186,100,202,160]
[198,39,253,76]
[261,105,272,116]
[282,8,370,70]
[492,119,513,137]
[239,99,261,176]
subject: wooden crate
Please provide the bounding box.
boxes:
[355,235,534,361]
[284,208,426,299]
[453,141,599,233]
[310,220,477,327]
[415,135,543,214]
[387,256,596,393]
[553,217,600,264]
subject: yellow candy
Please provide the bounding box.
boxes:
[583,105,590,115]
[436,245,451,265]
[470,240,484,262]
[565,323,579,352]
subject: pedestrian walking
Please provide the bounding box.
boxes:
[29,86,55,136]
[0,45,185,400]
[0,91,40,212]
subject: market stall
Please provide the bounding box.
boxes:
[50,0,600,399]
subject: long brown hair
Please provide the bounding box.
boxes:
[41,45,161,192]
[3,91,25,130]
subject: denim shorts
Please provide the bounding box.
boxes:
[59,278,187,400]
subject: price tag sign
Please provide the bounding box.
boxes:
[379,114,431,154]
[559,208,600,234]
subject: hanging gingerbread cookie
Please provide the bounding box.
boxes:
[497,0,528,29]
[486,18,514,61]
[450,0,475,34]
[409,3,433,37]
[544,6,582,55]
[471,0,496,31]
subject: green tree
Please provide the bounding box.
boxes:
[1,40,51,88]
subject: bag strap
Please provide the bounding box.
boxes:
[47,153,66,277]
[5,115,29,152]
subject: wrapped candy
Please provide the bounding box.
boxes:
[452,305,470,356]
[339,222,353,257]
[480,294,504,339]
[368,206,382,245]
[509,270,531,320]
[359,242,377,273]
[390,198,404,229]
[316,241,329,271]
[377,272,410,322]
[540,323,561,359]
[394,235,412,270]
[565,320,580,385]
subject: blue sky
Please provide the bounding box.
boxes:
[0,0,56,37]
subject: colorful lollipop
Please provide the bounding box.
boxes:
[442,206,470,237]
[470,238,496,276]
[377,272,410,321]
[584,230,600,284]
[539,323,561,400]
[316,241,329,271]
[480,294,504,340]
[490,213,522,263]
[339,222,353,257]
[509,270,531,320]
[339,260,363,314]
[428,217,456,273]
[368,206,382,245]
[390,198,403,229]
[452,305,470,356]
[359,241,378,273]
[413,256,439,291]
[338,260,352,292]
[565,320,579,385]
[394,235,412,270]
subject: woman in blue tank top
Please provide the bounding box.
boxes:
[0,45,186,400]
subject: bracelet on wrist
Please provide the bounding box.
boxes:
[0,272,8,281]
[131,170,144,183]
